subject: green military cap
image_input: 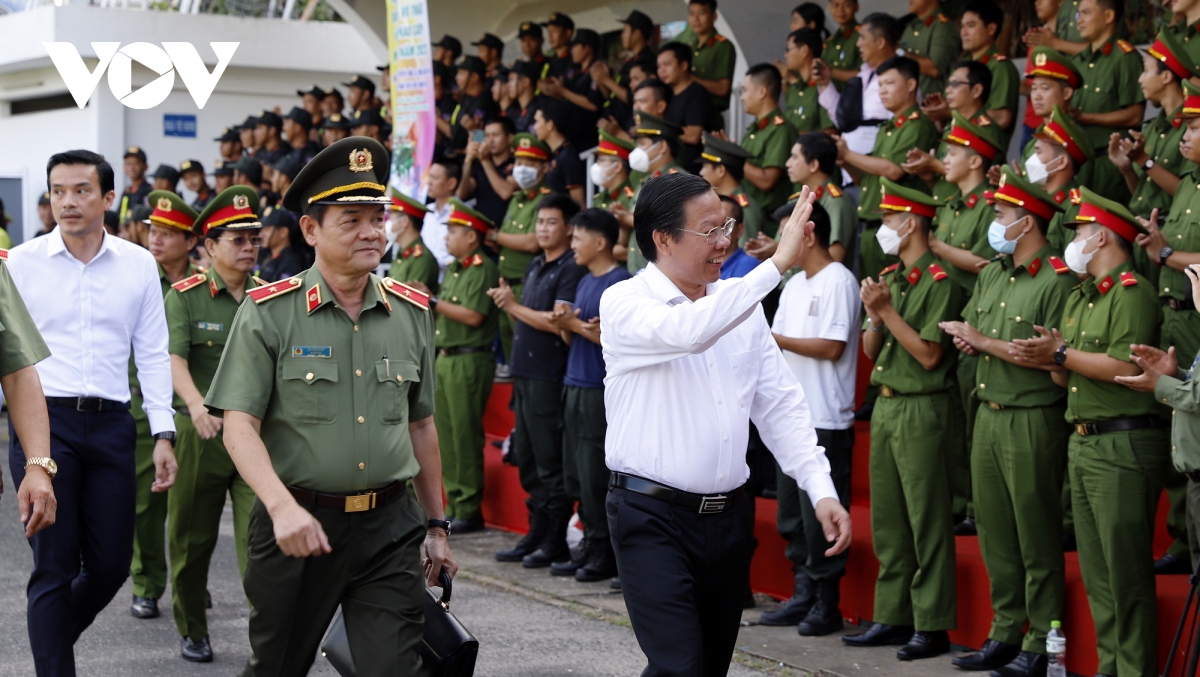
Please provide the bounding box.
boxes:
[992,165,1063,220]
[1025,47,1083,89]
[145,190,198,232]
[633,112,682,141]
[1182,78,1200,119]
[597,129,635,159]
[194,186,261,238]
[388,185,430,219]
[282,136,390,214]
[1065,186,1147,243]
[446,197,494,236]
[940,111,1002,162]
[1147,29,1199,81]
[700,132,753,169]
[876,177,940,218]
[511,132,552,160]
[1034,105,1092,165]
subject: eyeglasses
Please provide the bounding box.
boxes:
[945,79,970,89]
[218,235,264,248]
[680,217,736,245]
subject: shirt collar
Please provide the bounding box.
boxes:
[303,266,390,315]
[45,226,120,262]
[644,262,699,306]
[897,250,937,288]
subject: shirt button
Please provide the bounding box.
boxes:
[356,369,362,377]
[206,340,213,347]
[500,255,506,261]
[885,341,892,347]
[1015,316,1022,322]
[306,372,314,380]
[354,325,360,332]
[992,329,998,334]
[979,383,986,389]
[1088,303,1094,309]
[454,273,460,278]
[722,436,729,442]
[1010,277,1015,283]
[1166,288,1171,293]
[1000,302,1006,308]
[397,375,404,382]
[357,416,365,424]
[1072,387,1078,392]
[358,462,365,470]
[876,366,883,371]
[984,355,990,361]
[1081,331,1086,336]
[435,330,441,335]
[452,296,458,301]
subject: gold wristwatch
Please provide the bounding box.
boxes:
[24,457,57,480]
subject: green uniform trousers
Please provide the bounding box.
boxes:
[1161,306,1200,560]
[869,391,957,630]
[240,493,427,677]
[775,427,853,581]
[130,392,168,599]
[1070,427,1170,677]
[498,282,524,364]
[169,413,254,640]
[434,352,494,521]
[562,385,609,542]
[952,355,978,519]
[511,377,567,515]
[973,404,1069,654]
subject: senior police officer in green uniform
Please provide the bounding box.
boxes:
[386,188,439,295]
[843,179,962,660]
[898,0,960,97]
[1010,187,1169,677]
[130,192,204,620]
[164,186,263,663]
[940,168,1077,676]
[698,133,768,244]
[204,137,456,676]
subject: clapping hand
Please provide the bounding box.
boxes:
[744,232,777,261]
[487,278,516,310]
[860,276,893,314]
[1115,344,1178,392]
[1009,325,1062,365]
[939,320,985,353]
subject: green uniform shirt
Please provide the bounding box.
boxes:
[1154,351,1200,472]
[729,186,768,242]
[1071,36,1145,150]
[388,236,440,296]
[629,165,682,274]
[1167,18,1200,66]
[932,110,996,203]
[741,110,797,215]
[782,79,834,134]
[934,180,995,294]
[967,246,1076,407]
[498,184,550,280]
[1060,260,1164,423]
[975,48,1020,151]
[899,7,961,97]
[868,250,963,394]
[435,250,500,349]
[1045,182,1083,253]
[1130,107,1193,219]
[822,26,862,76]
[165,268,261,396]
[1057,0,1082,42]
[670,27,736,117]
[0,259,49,378]
[858,105,941,219]
[1158,169,1200,304]
[204,267,436,493]
[131,261,202,408]
[819,184,857,263]
[593,181,635,211]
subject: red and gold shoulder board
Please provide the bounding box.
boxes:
[0,248,9,261]
[909,111,920,120]
[827,183,842,197]
[381,278,430,310]
[938,13,949,22]
[995,53,1007,61]
[1119,271,1138,287]
[1117,39,1134,53]
[928,263,948,281]
[624,186,635,199]
[1048,256,1071,274]
[735,193,749,208]
[1069,188,1082,205]
[715,34,727,42]
[880,263,900,276]
[247,276,302,304]
[773,116,786,126]
[171,272,207,293]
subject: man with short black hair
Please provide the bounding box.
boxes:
[960,0,1019,146]
[741,63,797,220]
[459,117,518,226]
[904,60,994,203]
[535,100,586,205]
[670,0,735,130]
[658,42,710,168]
[283,107,319,165]
[424,159,462,272]
[897,0,960,97]
[180,160,213,211]
[631,79,673,131]
[252,112,292,167]
[781,29,837,135]
[121,147,152,218]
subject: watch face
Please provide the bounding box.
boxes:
[46,459,58,474]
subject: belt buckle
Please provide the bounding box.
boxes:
[987,401,1002,410]
[345,492,377,512]
[698,494,728,514]
[1075,423,1089,437]
[880,385,894,398]
[75,398,97,412]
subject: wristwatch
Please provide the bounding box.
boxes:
[1143,158,1155,171]
[24,457,57,480]
[1053,343,1069,366]
[429,296,439,311]
[427,519,452,535]
[153,431,176,444]
[1162,247,1175,263]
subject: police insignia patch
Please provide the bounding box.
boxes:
[349,148,374,173]
[232,194,250,210]
[157,197,172,211]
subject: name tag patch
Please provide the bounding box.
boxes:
[196,322,224,331]
[292,346,332,358]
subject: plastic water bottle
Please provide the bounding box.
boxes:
[1047,620,1067,677]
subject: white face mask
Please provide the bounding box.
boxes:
[1024,154,1051,186]
[513,164,540,190]
[875,223,906,256]
[590,161,615,187]
[385,213,401,243]
[1063,232,1099,274]
[629,144,661,173]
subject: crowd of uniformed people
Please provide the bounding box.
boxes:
[8,0,1200,674]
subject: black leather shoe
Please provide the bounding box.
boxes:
[495,510,548,562]
[955,516,978,536]
[989,650,1048,677]
[130,596,159,619]
[550,540,591,576]
[576,544,617,582]
[797,600,842,636]
[952,639,1020,671]
[759,571,815,626]
[842,623,914,647]
[181,636,213,662]
[897,630,950,660]
[1155,553,1192,575]
[610,576,621,590]
[449,518,485,535]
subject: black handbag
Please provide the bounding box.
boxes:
[321,569,478,677]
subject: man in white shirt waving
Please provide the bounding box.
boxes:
[7,150,178,677]
[600,173,851,677]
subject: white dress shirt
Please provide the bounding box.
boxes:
[600,260,837,504]
[820,62,887,184]
[421,200,455,274]
[7,228,175,435]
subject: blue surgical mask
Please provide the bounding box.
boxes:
[987,217,1023,255]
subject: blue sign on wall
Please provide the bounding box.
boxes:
[164,114,197,138]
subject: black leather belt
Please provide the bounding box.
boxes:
[501,276,525,286]
[1167,297,1196,312]
[609,472,743,514]
[438,346,491,357]
[288,480,408,513]
[1185,471,1200,483]
[46,397,131,412]
[1073,416,1170,437]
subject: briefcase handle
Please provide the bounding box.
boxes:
[437,568,453,610]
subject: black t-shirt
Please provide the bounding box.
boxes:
[666,81,710,171]
[287,140,321,166]
[121,180,151,211]
[254,141,293,167]
[545,142,586,195]
[450,92,499,153]
[565,66,604,149]
[468,154,515,226]
[510,252,587,381]
[258,246,306,282]
[506,96,544,135]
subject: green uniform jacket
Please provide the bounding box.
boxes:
[783,79,834,134]
[729,186,768,242]
[741,110,798,215]
[499,183,551,280]
[389,236,441,296]
[975,48,1020,151]
[822,25,863,79]
[1130,107,1194,219]
[593,182,635,211]
[1167,18,1200,66]
[934,181,995,294]
[1159,169,1200,305]
[436,250,500,349]
[1057,0,1082,42]
[1155,351,1200,472]
[0,256,50,378]
[165,269,262,396]
[819,183,857,262]
[670,27,736,120]
[967,246,1076,406]
[132,261,202,408]
[1046,182,1083,253]
[868,250,963,394]
[205,267,436,493]
[1060,261,1165,423]
[1071,36,1145,151]
[859,105,941,219]
[900,7,961,97]
[629,164,682,273]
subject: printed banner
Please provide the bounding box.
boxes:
[386,0,434,201]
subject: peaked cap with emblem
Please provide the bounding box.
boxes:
[447,197,493,236]
[179,159,205,176]
[1034,105,1092,165]
[213,160,235,177]
[388,185,430,220]
[145,190,198,232]
[875,177,940,218]
[321,112,353,130]
[213,127,240,143]
[351,108,386,128]
[597,129,635,159]
[1147,29,1198,82]
[993,166,1063,221]
[124,146,147,162]
[1182,79,1200,119]
[283,136,390,214]
[150,164,181,184]
[940,111,1002,161]
[472,33,504,51]
[518,21,543,39]
[1025,47,1083,88]
[194,186,261,238]
[701,132,753,169]
[633,112,682,141]
[297,84,328,99]
[342,74,376,93]
[512,132,552,160]
[1065,186,1147,243]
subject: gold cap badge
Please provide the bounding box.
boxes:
[232,194,250,210]
[157,197,172,211]
[1035,53,1047,66]
[349,148,374,173]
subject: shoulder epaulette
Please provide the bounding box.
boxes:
[937,12,949,22]
[773,115,786,126]
[624,186,635,199]
[1117,39,1134,53]
[171,272,207,293]
[1119,271,1138,287]
[381,278,430,310]
[909,110,920,120]
[715,34,727,42]
[880,263,900,276]
[788,191,802,200]
[735,193,749,208]
[0,248,8,262]
[827,183,842,197]
[1069,188,1082,205]
[1048,256,1071,274]
[928,263,949,281]
[247,276,303,304]
[995,53,1007,61]
[540,186,551,194]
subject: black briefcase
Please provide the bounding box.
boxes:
[321,569,478,677]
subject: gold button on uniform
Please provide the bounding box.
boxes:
[354,325,360,332]
[306,372,314,380]
[1072,387,1078,392]
[355,369,362,377]
[358,462,365,470]
[357,416,365,424]
[206,340,213,347]
[876,365,883,371]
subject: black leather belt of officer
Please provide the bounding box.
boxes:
[609,472,743,514]
[1166,298,1195,312]
[288,480,408,513]
[438,346,491,358]
[501,276,525,286]
[46,397,131,412]
[1073,416,1170,437]
[1185,471,1200,483]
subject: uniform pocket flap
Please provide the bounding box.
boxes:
[282,359,339,384]
[376,359,420,384]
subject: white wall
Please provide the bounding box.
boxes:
[0,105,91,242]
